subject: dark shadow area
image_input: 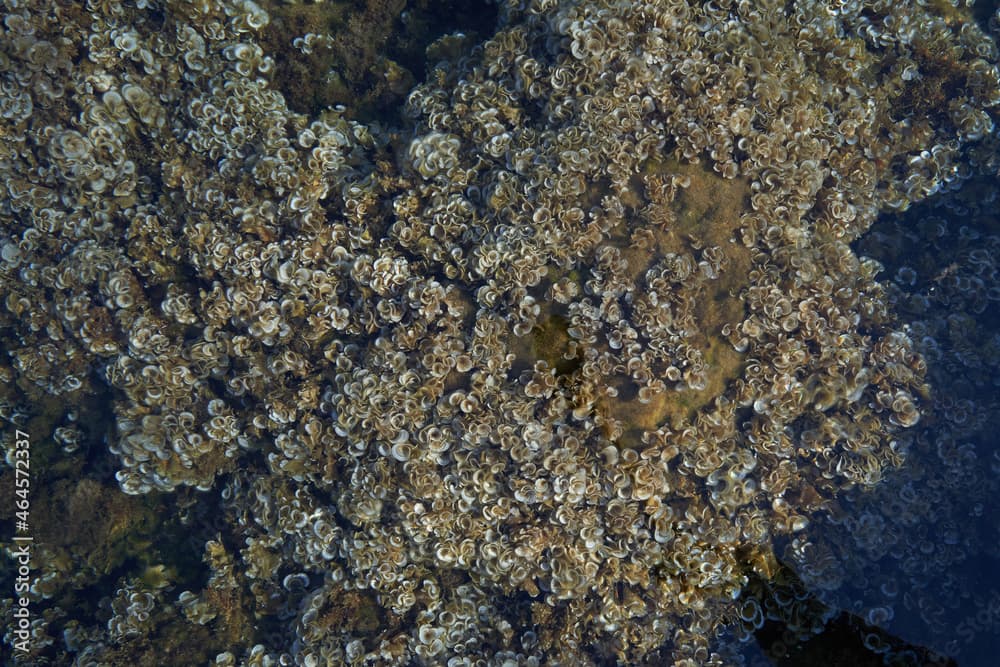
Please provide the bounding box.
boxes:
[260,0,498,123]
[749,558,958,667]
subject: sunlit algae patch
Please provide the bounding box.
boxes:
[1,0,999,664]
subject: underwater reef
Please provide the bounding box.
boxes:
[2,0,1000,664]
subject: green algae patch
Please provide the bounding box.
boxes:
[511,310,582,379]
[611,159,751,432]
[656,334,745,429]
[87,620,221,667]
[649,160,750,424]
[507,159,752,447]
[633,156,753,281]
[318,589,385,635]
[33,478,158,574]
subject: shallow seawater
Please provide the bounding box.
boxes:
[2,0,1000,665]
[721,177,1000,666]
